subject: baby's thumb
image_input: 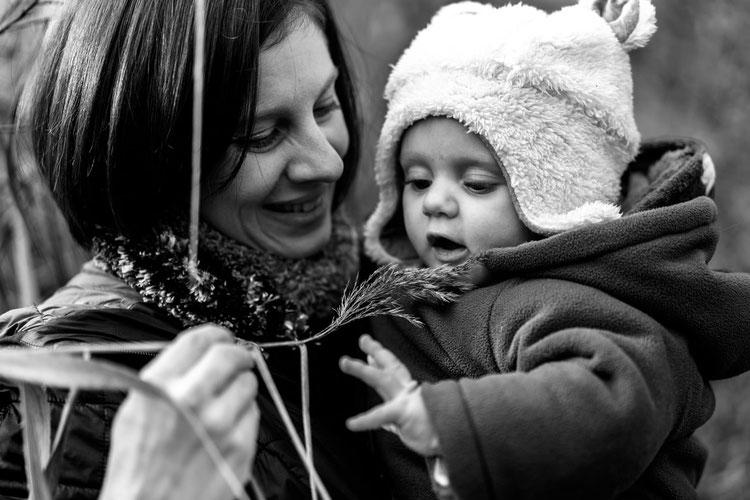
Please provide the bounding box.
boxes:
[346,402,401,432]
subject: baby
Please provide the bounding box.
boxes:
[341,1,750,500]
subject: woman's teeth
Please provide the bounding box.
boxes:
[268,199,320,213]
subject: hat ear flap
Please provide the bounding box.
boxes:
[580,0,657,51]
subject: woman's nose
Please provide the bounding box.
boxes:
[286,122,347,184]
[422,180,458,217]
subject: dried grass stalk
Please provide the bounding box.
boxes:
[257,262,474,349]
[252,350,331,500]
[45,388,78,491]
[188,0,206,280]
[19,383,52,500]
[300,345,317,500]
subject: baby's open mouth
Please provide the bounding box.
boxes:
[427,235,464,251]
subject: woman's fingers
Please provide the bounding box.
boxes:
[199,370,259,437]
[154,327,259,465]
[102,325,261,500]
[140,324,259,464]
[167,343,256,409]
[142,324,235,381]
[206,372,261,480]
[229,401,261,481]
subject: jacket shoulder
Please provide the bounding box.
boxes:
[0,261,181,348]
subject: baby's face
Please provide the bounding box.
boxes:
[400,117,534,267]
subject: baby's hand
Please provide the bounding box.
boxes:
[340,335,441,457]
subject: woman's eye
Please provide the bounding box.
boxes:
[314,99,341,121]
[405,178,431,192]
[241,129,281,153]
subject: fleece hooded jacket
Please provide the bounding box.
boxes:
[369,138,750,500]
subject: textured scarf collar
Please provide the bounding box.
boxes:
[92,211,360,342]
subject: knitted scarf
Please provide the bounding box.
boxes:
[92,211,360,342]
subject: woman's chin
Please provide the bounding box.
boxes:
[262,220,333,259]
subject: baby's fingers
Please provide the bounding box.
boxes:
[346,400,402,432]
[340,356,385,389]
[341,355,408,401]
[358,335,403,370]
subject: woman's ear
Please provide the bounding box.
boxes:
[579,0,657,51]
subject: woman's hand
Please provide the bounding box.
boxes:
[340,335,441,457]
[100,325,260,500]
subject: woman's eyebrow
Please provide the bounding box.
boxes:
[317,67,340,99]
[254,67,340,121]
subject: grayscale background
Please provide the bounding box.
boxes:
[1,1,748,498]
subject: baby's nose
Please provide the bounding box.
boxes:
[422,181,458,217]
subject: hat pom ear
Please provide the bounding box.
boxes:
[580,0,657,51]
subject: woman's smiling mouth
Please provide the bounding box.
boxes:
[265,197,323,214]
[261,192,330,228]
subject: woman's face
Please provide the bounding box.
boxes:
[202,17,349,258]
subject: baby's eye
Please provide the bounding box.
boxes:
[464,180,498,194]
[405,178,431,192]
[464,171,504,194]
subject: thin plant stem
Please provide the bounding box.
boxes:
[255,323,340,349]
[248,476,267,500]
[300,345,317,500]
[188,0,206,280]
[50,387,77,453]
[252,350,331,500]
[45,387,78,490]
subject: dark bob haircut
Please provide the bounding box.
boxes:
[18,0,360,248]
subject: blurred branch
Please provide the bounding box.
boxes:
[0,0,60,37]
[2,135,39,304]
[1,18,50,35]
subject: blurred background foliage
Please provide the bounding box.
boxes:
[1,1,748,498]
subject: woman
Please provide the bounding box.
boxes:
[0,0,385,498]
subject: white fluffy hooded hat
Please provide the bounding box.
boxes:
[364,0,658,265]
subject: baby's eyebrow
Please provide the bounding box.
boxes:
[463,160,501,171]
[398,151,430,168]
